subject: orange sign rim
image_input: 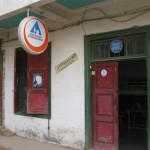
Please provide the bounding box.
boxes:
[18,16,48,55]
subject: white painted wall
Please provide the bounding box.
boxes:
[0,0,55,21]
[2,9,150,150]
[0,0,40,16]
[2,26,85,149]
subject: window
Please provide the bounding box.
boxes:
[91,33,146,60]
[14,46,51,117]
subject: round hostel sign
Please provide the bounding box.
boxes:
[18,16,49,55]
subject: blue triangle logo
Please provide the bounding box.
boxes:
[30,21,42,35]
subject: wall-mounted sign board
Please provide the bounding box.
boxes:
[110,39,123,54]
[55,53,79,74]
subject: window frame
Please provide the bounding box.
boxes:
[14,44,51,119]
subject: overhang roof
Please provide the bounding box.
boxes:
[56,0,105,9]
[0,0,150,38]
[0,11,41,29]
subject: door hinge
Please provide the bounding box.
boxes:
[91,70,95,75]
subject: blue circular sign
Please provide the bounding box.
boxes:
[110,40,123,54]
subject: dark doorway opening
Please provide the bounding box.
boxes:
[119,59,147,150]
[0,72,2,125]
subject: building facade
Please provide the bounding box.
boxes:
[0,0,150,150]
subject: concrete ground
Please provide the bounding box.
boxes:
[0,135,78,150]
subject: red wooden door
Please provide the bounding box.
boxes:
[92,61,118,150]
[27,49,49,114]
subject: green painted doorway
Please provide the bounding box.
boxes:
[84,26,150,150]
[0,50,3,126]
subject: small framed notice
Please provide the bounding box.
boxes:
[33,73,43,88]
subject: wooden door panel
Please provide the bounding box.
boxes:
[96,95,114,117]
[96,66,116,89]
[27,92,48,114]
[27,49,49,114]
[96,123,114,144]
[92,62,118,150]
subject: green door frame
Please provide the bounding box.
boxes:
[84,25,150,150]
[0,49,3,126]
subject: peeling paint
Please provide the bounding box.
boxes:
[3,19,85,150]
[43,134,60,144]
[74,140,84,148]
[99,136,112,143]
[13,126,84,149]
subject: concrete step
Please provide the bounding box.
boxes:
[0,126,15,136]
[0,135,77,150]
[0,146,11,150]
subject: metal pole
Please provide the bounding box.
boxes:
[27,8,29,17]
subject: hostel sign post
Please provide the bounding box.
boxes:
[18,16,49,55]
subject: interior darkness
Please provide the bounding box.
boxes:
[119,59,147,150]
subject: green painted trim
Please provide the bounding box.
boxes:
[0,11,41,29]
[56,0,104,9]
[0,45,3,125]
[84,25,150,150]
[15,112,49,119]
[0,50,3,69]
[90,55,146,62]
[84,36,92,149]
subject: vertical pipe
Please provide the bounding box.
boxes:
[48,43,51,137]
